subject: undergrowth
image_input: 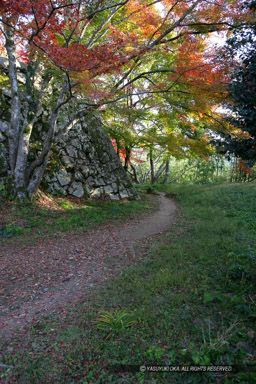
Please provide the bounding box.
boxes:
[1,182,255,383]
[0,194,152,241]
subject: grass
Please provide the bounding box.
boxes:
[0,193,153,242]
[1,182,256,383]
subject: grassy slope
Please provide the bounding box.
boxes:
[1,183,256,383]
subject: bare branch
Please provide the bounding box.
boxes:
[114,58,141,89]
[149,0,202,48]
[148,0,180,44]
[86,0,131,21]
[87,0,130,48]
[119,69,177,90]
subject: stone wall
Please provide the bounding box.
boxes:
[43,115,140,200]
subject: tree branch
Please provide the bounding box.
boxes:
[148,0,201,48]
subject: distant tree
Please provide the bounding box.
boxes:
[213,1,256,165]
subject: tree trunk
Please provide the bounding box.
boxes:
[13,62,45,198]
[149,148,155,184]
[3,29,70,199]
[130,163,140,184]
[4,26,21,174]
[124,147,131,172]
[163,158,170,183]
[26,78,70,198]
[154,161,165,182]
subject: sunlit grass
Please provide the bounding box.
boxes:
[0,194,152,241]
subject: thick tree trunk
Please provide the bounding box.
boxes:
[14,119,34,198]
[14,65,49,198]
[124,147,131,172]
[4,26,21,174]
[26,78,70,198]
[27,155,50,198]
[3,29,70,199]
[149,149,166,184]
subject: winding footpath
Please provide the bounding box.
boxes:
[0,193,177,339]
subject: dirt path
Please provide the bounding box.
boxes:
[120,192,177,241]
[0,193,177,340]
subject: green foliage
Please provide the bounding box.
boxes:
[167,157,230,184]
[131,153,230,186]
[0,176,18,201]
[96,309,137,339]
[139,155,230,185]
[0,195,151,241]
[144,346,166,363]
[0,225,22,238]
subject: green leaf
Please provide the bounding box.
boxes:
[203,292,215,303]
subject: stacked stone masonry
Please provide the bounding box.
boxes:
[43,115,140,200]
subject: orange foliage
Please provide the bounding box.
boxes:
[236,159,253,175]
[0,0,252,104]
[112,139,145,165]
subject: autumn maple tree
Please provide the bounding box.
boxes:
[0,0,252,198]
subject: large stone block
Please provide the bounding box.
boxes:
[0,132,5,142]
[80,165,90,178]
[68,182,84,198]
[119,189,129,199]
[0,121,9,133]
[56,169,71,186]
[62,155,75,167]
[104,185,113,194]
[70,138,82,150]
[90,187,101,199]
[66,145,78,158]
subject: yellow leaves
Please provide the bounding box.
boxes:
[229,128,250,140]
[0,73,10,87]
[184,135,213,157]
[123,0,161,39]
[55,34,65,45]
[70,70,91,93]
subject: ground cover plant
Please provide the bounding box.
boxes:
[0,193,152,242]
[1,182,255,383]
